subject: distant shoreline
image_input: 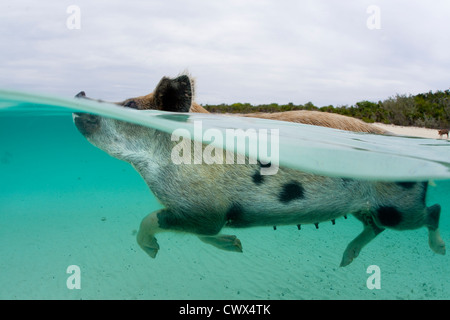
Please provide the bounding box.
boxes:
[374,123,447,140]
[203,89,450,130]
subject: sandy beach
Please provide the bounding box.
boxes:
[374,123,448,140]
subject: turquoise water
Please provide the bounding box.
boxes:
[0,91,449,300]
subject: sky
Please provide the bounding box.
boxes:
[0,0,449,107]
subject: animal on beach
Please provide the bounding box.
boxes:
[438,129,449,139]
[73,73,445,266]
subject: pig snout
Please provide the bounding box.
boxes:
[73,113,100,137]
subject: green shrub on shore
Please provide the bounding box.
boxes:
[203,89,450,129]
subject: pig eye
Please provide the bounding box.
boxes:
[123,100,138,109]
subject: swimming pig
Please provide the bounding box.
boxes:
[73,74,445,266]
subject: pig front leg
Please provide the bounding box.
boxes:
[340,213,385,267]
[137,210,163,258]
[429,229,446,255]
[198,235,243,252]
[426,204,446,255]
[137,208,233,258]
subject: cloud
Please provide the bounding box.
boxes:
[0,0,449,106]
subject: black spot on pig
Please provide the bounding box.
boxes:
[396,182,416,189]
[252,171,264,185]
[279,182,305,203]
[226,203,245,227]
[376,206,402,227]
[257,160,271,168]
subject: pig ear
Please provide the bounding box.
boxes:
[154,74,193,112]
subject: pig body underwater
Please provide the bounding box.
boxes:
[73,74,445,266]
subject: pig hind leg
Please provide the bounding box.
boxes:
[426,204,446,255]
[340,213,385,267]
[371,201,446,255]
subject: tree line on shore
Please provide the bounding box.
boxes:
[203,89,450,129]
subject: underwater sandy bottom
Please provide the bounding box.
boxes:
[0,116,449,300]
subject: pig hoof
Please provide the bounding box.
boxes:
[138,236,160,258]
[428,229,446,255]
[431,242,446,255]
[221,235,243,252]
[199,234,243,252]
[142,244,159,258]
[340,245,360,267]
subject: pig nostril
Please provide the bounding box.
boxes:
[123,100,138,109]
[73,113,100,136]
[74,113,99,123]
[86,115,99,124]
